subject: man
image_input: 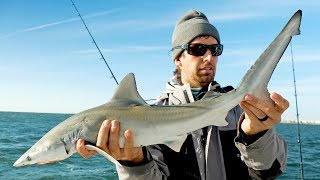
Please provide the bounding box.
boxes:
[77,10,288,179]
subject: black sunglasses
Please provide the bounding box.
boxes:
[173,43,223,57]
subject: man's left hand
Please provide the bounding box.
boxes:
[239,92,290,135]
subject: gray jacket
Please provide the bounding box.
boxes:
[116,80,287,180]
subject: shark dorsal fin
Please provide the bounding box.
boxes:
[110,73,148,106]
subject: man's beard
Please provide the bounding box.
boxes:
[195,73,214,87]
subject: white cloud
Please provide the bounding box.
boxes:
[0,9,124,39]
[73,45,169,54]
[277,51,320,63]
[23,18,79,32]
[204,0,320,23]
[294,53,320,63]
[208,12,266,22]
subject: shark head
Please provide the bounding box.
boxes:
[13,134,75,167]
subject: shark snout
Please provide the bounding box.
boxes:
[13,154,31,167]
[14,138,76,167]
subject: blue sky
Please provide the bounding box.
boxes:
[1,0,319,122]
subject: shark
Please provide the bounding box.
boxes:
[14,10,302,167]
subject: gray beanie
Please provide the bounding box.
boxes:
[171,10,220,60]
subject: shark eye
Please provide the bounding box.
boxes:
[26,156,31,161]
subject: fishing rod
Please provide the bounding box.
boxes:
[70,0,119,85]
[70,0,156,102]
[290,42,304,180]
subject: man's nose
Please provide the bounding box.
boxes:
[202,49,213,62]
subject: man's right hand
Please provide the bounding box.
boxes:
[76,119,144,164]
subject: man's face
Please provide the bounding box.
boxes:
[175,36,219,88]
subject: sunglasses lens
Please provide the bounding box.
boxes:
[210,44,223,56]
[187,44,223,56]
[188,44,207,56]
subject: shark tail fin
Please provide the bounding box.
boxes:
[284,10,302,36]
[236,9,302,101]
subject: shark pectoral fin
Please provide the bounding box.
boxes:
[85,145,121,166]
[163,134,188,152]
[212,111,229,127]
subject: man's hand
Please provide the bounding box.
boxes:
[239,92,289,135]
[76,119,144,164]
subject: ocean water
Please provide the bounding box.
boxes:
[0,111,319,179]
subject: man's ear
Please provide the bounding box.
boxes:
[174,56,182,67]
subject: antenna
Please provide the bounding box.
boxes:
[290,42,304,180]
[70,0,119,85]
